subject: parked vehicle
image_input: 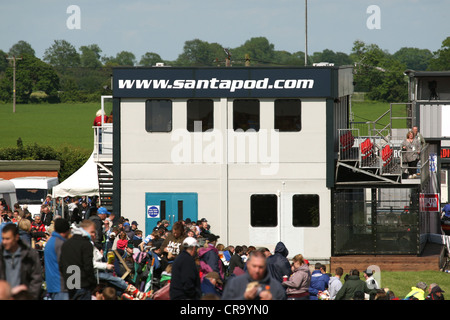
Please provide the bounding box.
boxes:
[10,177,59,217]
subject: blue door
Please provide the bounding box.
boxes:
[145,192,198,234]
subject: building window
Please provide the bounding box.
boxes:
[233,99,260,132]
[187,99,214,132]
[251,194,277,227]
[145,99,172,132]
[275,99,301,132]
[293,194,320,227]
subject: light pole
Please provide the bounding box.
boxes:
[305,0,308,66]
[6,56,22,113]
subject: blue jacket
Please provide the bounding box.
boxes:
[309,270,330,299]
[44,232,67,293]
[266,242,292,283]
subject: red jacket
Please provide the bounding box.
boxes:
[93,115,108,126]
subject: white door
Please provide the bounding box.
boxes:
[279,192,307,258]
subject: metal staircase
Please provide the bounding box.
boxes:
[97,161,113,212]
[335,102,430,186]
[92,95,114,213]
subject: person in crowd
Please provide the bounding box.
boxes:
[266,241,292,283]
[335,269,377,300]
[201,271,223,298]
[404,281,427,300]
[160,221,186,262]
[425,283,445,300]
[308,263,330,300]
[0,223,42,300]
[199,218,211,238]
[228,245,245,276]
[44,218,71,300]
[258,247,272,258]
[30,214,47,243]
[281,253,311,300]
[89,206,109,250]
[40,205,53,226]
[441,202,450,221]
[170,237,201,300]
[363,267,379,290]
[328,267,344,300]
[18,219,32,247]
[401,130,421,178]
[92,236,150,300]
[60,219,97,300]
[198,233,225,281]
[221,250,286,300]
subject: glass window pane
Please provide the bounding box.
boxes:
[187,99,214,132]
[251,194,277,227]
[275,99,301,132]
[145,99,172,132]
[293,194,319,227]
[233,99,260,132]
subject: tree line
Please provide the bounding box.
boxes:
[0,36,449,104]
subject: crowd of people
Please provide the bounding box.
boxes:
[0,195,446,300]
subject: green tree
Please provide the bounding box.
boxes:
[233,37,276,65]
[393,47,432,71]
[0,54,60,103]
[0,50,7,73]
[273,50,306,66]
[80,44,103,68]
[8,40,36,57]
[43,40,80,70]
[311,49,353,66]
[139,52,164,66]
[176,39,224,66]
[427,37,450,71]
[0,142,90,182]
[351,40,407,102]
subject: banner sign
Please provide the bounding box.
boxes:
[112,67,334,98]
[419,193,440,212]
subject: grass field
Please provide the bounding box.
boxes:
[373,270,449,299]
[351,100,410,136]
[0,102,108,151]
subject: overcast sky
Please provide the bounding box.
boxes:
[1,0,449,62]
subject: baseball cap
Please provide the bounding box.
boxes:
[183,237,199,248]
[97,207,110,215]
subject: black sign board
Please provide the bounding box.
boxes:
[112,67,336,99]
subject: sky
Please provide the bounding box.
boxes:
[0,0,449,62]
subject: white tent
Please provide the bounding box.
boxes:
[52,153,99,198]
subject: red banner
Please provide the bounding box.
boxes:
[419,193,440,212]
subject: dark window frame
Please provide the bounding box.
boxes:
[274,99,302,132]
[292,194,320,227]
[145,99,173,133]
[233,99,260,132]
[250,194,278,227]
[187,99,214,132]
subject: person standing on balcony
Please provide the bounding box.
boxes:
[93,109,108,154]
[401,131,421,179]
[412,126,426,149]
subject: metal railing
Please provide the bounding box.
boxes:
[399,144,430,182]
[350,102,412,141]
[93,124,113,161]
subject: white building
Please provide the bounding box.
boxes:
[94,66,438,263]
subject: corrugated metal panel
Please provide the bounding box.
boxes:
[420,104,441,138]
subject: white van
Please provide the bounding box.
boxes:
[0,179,18,210]
[10,176,59,216]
